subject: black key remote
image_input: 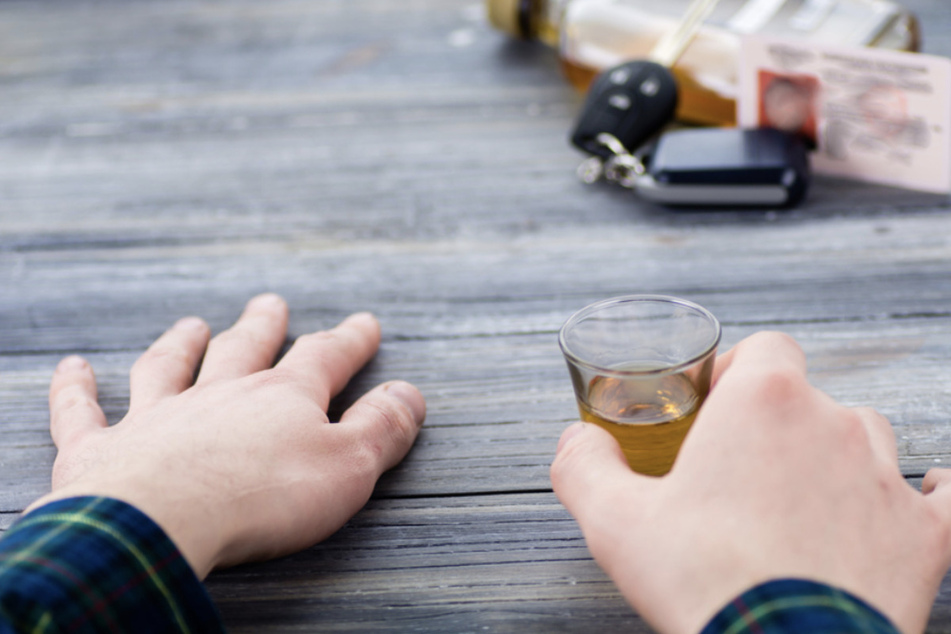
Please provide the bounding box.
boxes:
[636,127,811,207]
[570,60,678,160]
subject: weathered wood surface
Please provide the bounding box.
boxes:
[2,0,951,631]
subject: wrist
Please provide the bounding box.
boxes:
[29,473,228,579]
[701,578,901,634]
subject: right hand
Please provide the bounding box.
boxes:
[551,331,951,634]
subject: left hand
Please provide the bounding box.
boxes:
[31,293,426,579]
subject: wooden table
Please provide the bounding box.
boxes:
[2,0,951,631]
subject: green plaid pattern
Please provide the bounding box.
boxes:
[702,578,899,634]
[0,496,224,633]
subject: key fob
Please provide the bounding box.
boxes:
[635,127,811,208]
[570,60,678,159]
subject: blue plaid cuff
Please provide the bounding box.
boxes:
[0,496,225,633]
[702,578,899,634]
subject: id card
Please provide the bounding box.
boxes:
[737,36,951,194]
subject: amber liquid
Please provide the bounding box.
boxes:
[554,0,919,127]
[560,59,736,127]
[578,372,701,476]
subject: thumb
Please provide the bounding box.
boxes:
[923,468,951,496]
[551,423,655,541]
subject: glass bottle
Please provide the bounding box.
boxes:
[487,0,920,126]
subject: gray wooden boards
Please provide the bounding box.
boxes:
[2,0,951,631]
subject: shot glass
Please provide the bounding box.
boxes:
[558,295,721,476]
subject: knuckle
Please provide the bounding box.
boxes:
[750,330,800,349]
[132,344,193,377]
[749,365,808,407]
[342,430,385,479]
[852,405,884,422]
[835,407,873,447]
[297,330,343,350]
[370,396,416,446]
[245,367,286,388]
[241,369,306,401]
[854,406,894,438]
[293,332,342,368]
[52,387,98,417]
[354,395,418,469]
[50,392,103,443]
[837,406,866,433]
[353,437,385,473]
[213,325,276,354]
[299,331,359,369]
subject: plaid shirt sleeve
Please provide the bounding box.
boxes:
[701,578,900,634]
[0,496,225,633]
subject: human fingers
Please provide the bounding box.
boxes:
[210,381,425,571]
[550,423,655,564]
[49,356,107,450]
[275,312,381,410]
[338,381,426,474]
[923,468,951,495]
[716,331,807,384]
[710,344,737,385]
[852,406,898,465]
[921,469,951,562]
[688,332,809,444]
[129,316,211,409]
[196,293,289,384]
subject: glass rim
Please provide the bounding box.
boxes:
[558,294,722,377]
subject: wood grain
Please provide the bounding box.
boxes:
[2,0,951,631]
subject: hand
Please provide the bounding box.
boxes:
[31,293,426,579]
[551,331,951,634]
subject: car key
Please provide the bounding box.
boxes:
[570,0,720,174]
[632,127,811,208]
[570,59,678,162]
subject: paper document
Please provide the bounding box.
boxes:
[737,36,951,194]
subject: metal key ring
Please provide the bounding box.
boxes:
[596,133,645,189]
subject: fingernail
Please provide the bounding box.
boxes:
[556,422,588,454]
[384,381,426,426]
[250,293,285,310]
[56,356,88,373]
[345,312,377,325]
[174,316,207,331]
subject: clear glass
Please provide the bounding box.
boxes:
[559,295,721,475]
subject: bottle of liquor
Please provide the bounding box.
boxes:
[487,0,920,125]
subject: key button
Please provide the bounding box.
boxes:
[609,67,631,85]
[608,94,633,110]
[640,76,661,97]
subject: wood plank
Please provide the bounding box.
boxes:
[0,0,948,250]
[2,0,951,631]
[8,489,951,631]
[2,209,951,352]
[205,492,647,633]
[5,313,951,511]
[202,490,951,633]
